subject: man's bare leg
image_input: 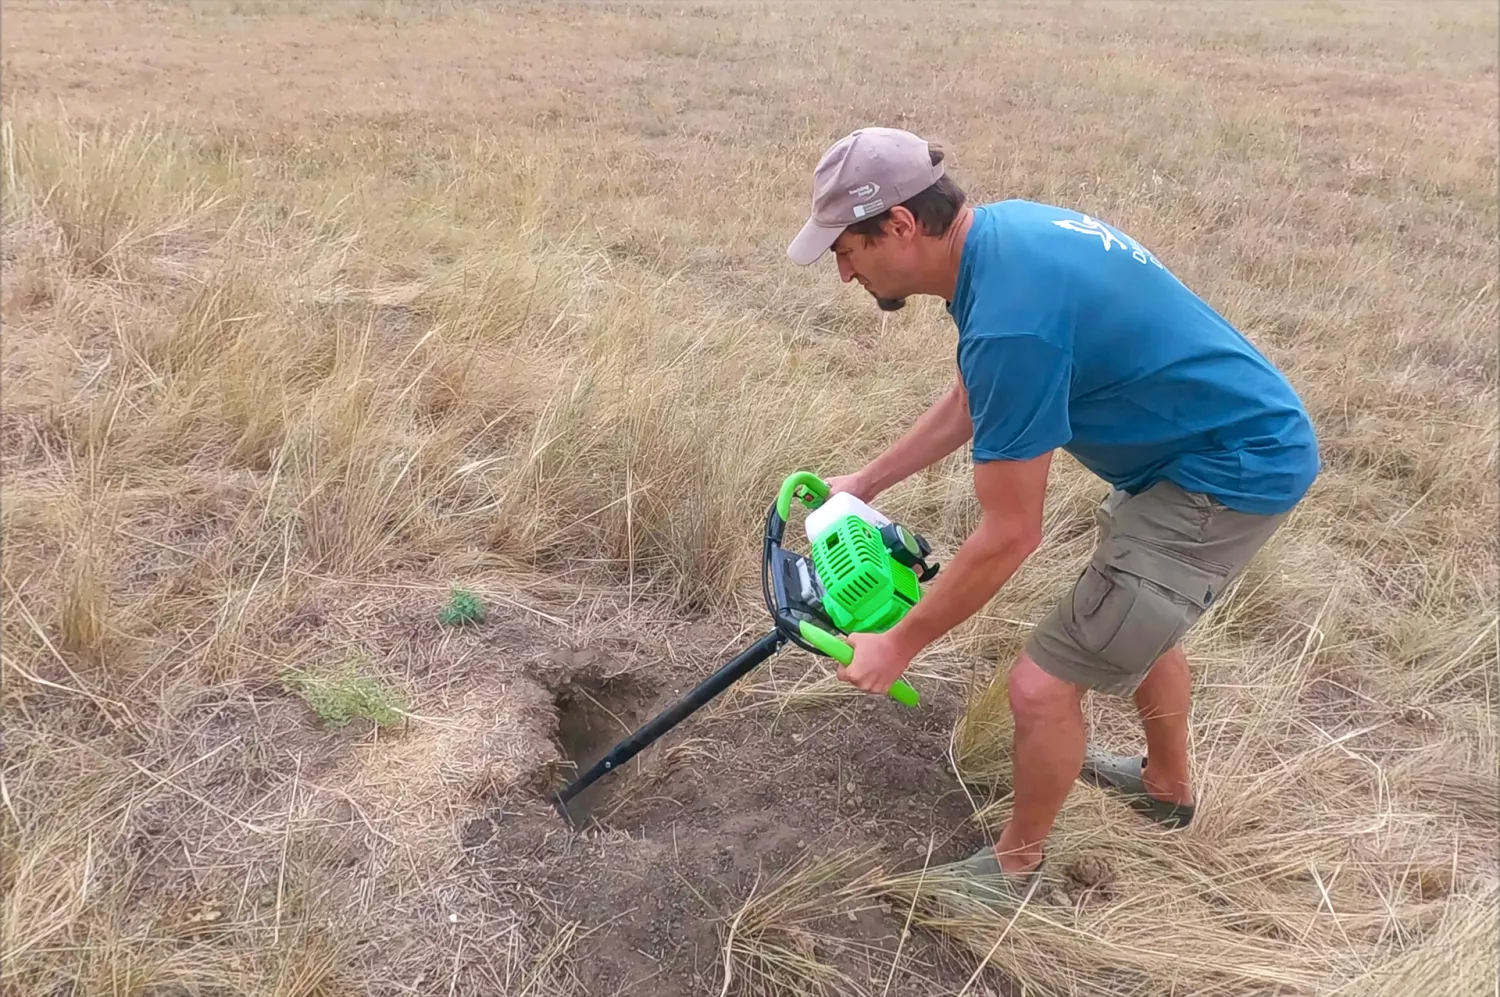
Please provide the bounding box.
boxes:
[1131,644,1194,806]
[992,653,1088,876]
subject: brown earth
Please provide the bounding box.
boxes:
[494,639,987,996]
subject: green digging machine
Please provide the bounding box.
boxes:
[551,471,941,827]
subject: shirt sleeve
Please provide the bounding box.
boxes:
[959,333,1073,462]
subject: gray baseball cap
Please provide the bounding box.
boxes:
[787,127,945,265]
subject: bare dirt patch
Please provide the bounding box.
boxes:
[477,648,989,997]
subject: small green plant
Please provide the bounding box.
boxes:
[281,655,408,729]
[438,587,486,626]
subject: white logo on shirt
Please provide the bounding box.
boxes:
[1052,215,1165,269]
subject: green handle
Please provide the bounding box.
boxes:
[797,621,920,708]
[776,471,830,520]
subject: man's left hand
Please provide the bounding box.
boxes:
[838,631,915,695]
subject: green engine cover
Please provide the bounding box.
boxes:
[808,514,921,634]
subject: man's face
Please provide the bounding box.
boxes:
[829,219,919,312]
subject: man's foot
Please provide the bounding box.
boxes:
[926,845,1046,906]
[1079,750,1196,829]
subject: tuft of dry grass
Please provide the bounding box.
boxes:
[716,849,900,997]
[2,0,1496,994]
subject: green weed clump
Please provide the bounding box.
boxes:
[438,588,486,626]
[281,656,408,729]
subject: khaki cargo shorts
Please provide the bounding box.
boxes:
[1026,480,1289,696]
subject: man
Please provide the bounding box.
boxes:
[786,127,1320,901]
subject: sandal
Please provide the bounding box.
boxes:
[926,845,1047,907]
[1079,750,1196,829]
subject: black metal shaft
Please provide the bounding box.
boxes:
[552,628,785,824]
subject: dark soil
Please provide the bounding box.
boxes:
[550,669,659,826]
[470,638,995,997]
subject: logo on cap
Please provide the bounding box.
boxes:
[847,182,881,199]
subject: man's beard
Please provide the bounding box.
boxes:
[874,295,907,312]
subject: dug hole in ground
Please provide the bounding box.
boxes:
[1,2,1496,996]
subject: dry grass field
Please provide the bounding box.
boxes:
[2,1,1497,995]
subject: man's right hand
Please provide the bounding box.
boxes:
[823,472,872,502]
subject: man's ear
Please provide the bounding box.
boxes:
[887,205,918,240]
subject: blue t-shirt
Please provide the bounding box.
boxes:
[949,200,1320,516]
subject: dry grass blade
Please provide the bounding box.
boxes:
[1,577,132,728]
[717,850,892,997]
[1330,882,1500,997]
[715,660,867,720]
[872,859,1351,996]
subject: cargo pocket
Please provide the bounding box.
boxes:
[1085,544,1222,674]
[1065,564,1137,674]
[1071,563,1113,619]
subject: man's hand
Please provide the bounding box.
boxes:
[837,631,914,695]
[823,472,872,502]
[833,452,1052,698]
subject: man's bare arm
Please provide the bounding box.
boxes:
[843,378,973,500]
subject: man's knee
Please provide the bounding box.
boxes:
[1008,654,1084,723]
